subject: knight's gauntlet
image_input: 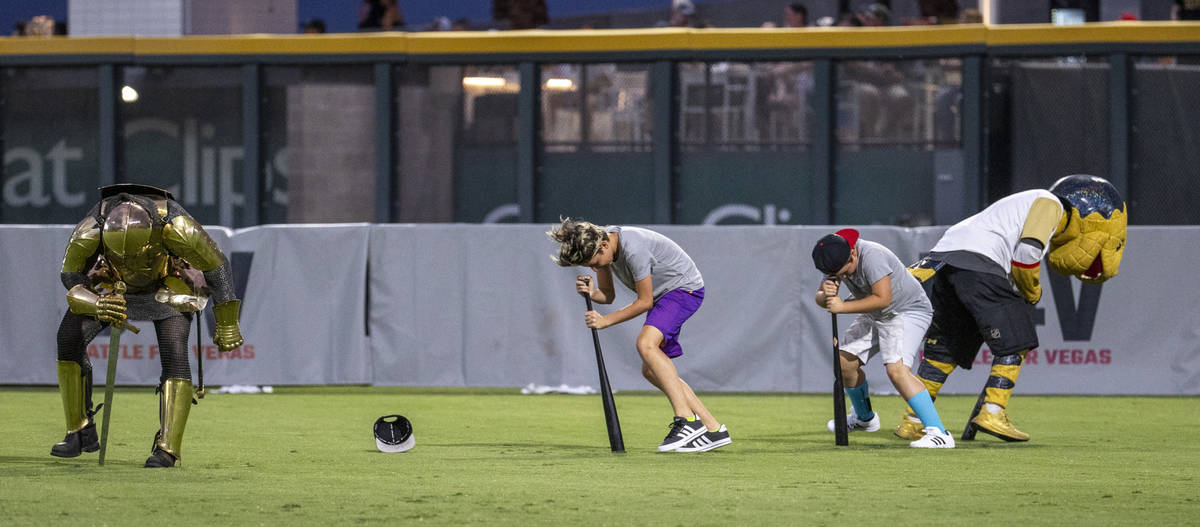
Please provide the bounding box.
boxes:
[66,284,127,325]
[212,299,243,352]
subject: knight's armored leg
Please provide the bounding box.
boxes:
[51,361,99,457]
[145,378,194,468]
[146,315,194,468]
[895,339,957,440]
[51,312,104,457]
[970,350,1030,442]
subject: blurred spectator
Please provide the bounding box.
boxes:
[835,9,862,26]
[13,22,26,36]
[959,8,983,23]
[493,0,549,29]
[834,6,914,141]
[764,3,814,142]
[1173,0,1200,20]
[430,16,453,31]
[668,0,698,28]
[765,60,815,143]
[452,18,471,30]
[919,0,960,25]
[359,0,385,30]
[24,15,56,36]
[784,3,809,27]
[302,18,327,33]
[1050,0,1097,22]
[359,0,404,31]
[856,3,891,26]
[840,60,914,141]
[904,0,959,25]
[382,0,404,29]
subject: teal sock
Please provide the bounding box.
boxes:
[844,382,874,421]
[907,390,945,433]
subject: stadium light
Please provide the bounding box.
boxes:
[544,78,574,90]
[462,76,506,88]
[120,85,139,103]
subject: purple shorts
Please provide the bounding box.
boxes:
[644,288,704,358]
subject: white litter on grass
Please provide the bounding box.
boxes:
[210,384,274,394]
[521,383,611,395]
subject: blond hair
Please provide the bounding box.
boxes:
[547,217,607,267]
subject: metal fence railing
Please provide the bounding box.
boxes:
[2,24,1198,226]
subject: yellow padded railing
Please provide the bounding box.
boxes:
[0,22,1196,57]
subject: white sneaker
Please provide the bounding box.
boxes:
[909,427,955,449]
[827,412,880,433]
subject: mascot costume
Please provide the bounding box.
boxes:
[51,184,243,467]
[897,174,1126,442]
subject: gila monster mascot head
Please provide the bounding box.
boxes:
[1047,175,1127,284]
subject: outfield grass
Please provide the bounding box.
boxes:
[1,386,1197,526]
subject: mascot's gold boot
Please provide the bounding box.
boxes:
[969,351,1030,442]
[894,414,925,440]
[971,408,1029,442]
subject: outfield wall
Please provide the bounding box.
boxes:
[1,224,1195,395]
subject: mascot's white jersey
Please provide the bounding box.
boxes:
[931,189,1063,273]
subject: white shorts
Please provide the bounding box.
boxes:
[840,310,932,367]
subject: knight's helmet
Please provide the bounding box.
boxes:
[1047,175,1127,283]
[98,185,173,288]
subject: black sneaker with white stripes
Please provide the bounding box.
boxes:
[658,416,707,452]
[675,424,731,453]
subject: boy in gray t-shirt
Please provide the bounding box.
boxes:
[812,228,953,448]
[549,218,729,453]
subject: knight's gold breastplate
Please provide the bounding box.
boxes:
[102,245,170,290]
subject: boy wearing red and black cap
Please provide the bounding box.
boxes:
[813,229,954,448]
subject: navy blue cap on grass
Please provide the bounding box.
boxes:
[374,415,415,453]
[812,228,860,275]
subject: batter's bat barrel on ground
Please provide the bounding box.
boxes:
[98,281,127,466]
[831,309,849,447]
[962,387,986,440]
[582,278,625,453]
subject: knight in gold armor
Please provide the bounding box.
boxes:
[896,175,1127,442]
[51,184,243,468]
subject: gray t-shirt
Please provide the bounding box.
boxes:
[842,240,932,319]
[607,226,704,302]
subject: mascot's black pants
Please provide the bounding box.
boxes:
[57,311,193,384]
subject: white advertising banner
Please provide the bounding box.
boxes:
[2,225,1196,394]
[0,224,370,386]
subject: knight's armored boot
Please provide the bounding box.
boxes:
[51,361,100,458]
[145,378,194,468]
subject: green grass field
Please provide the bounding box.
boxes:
[2,386,1197,526]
